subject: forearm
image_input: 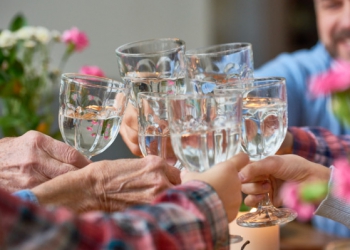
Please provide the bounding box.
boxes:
[0,181,229,249]
[31,170,94,212]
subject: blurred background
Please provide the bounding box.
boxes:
[0,0,317,161]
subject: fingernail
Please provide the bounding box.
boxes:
[238,172,245,182]
[262,181,270,190]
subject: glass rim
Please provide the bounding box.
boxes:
[137,92,169,100]
[185,42,252,57]
[61,73,127,90]
[115,38,186,57]
[215,77,286,90]
[166,92,242,100]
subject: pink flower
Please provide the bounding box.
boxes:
[62,27,89,52]
[79,65,105,77]
[309,60,350,96]
[333,158,350,203]
[280,182,316,222]
[86,126,93,131]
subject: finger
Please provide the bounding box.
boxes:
[238,156,282,183]
[164,166,181,185]
[39,134,91,168]
[119,124,142,156]
[225,152,250,172]
[241,181,271,195]
[39,158,81,179]
[244,194,265,208]
[123,103,139,131]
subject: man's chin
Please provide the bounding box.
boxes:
[336,42,350,61]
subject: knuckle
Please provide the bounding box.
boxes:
[62,147,78,163]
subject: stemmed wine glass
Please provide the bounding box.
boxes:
[216,77,298,227]
[59,73,130,159]
[167,92,243,243]
[137,92,181,168]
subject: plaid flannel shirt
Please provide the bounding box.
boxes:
[289,126,350,167]
[1,181,229,250]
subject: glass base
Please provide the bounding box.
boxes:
[230,234,243,244]
[236,206,297,228]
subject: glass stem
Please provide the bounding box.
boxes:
[258,193,273,211]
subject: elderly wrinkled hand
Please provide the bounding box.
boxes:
[0,130,91,192]
[31,155,181,213]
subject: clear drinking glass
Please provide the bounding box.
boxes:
[115,38,186,106]
[185,42,254,94]
[216,77,297,227]
[59,73,130,159]
[137,92,180,167]
[167,93,242,171]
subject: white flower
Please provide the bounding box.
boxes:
[51,30,61,42]
[24,40,36,48]
[34,26,51,44]
[15,26,35,40]
[0,30,16,48]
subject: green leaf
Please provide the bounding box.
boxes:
[8,60,24,78]
[300,182,328,202]
[332,90,350,127]
[9,13,27,31]
[239,203,251,212]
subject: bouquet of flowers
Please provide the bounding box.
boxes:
[281,59,350,221]
[0,13,104,138]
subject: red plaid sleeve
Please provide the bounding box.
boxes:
[289,126,350,166]
[0,181,229,250]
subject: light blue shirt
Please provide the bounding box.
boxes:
[13,189,39,204]
[256,42,350,237]
[256,42,350,135]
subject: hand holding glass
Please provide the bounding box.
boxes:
[216,77,297,227]
[59,73,130,159]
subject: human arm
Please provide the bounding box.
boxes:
[30,155,181,213]
[277,126,350,167]
[0,153,249,249]
[0,130,91,192]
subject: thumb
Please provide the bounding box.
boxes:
[42,162,81,179]
[165,166,181,185]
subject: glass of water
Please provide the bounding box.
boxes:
[216,77,297,227]
[115,38,187,106]
[185,42,254,94]
[167,92,242,172]
[59,73,130,159]
[137,92,180,168]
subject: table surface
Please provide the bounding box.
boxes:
[280,220,347,250]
